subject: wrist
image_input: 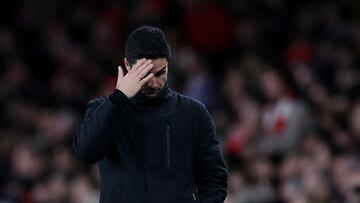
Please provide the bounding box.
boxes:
[109,89,130,107]
[117,87,131,98]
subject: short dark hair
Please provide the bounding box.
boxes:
[125,25,171,66]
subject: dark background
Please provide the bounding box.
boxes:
[0,0,360,202]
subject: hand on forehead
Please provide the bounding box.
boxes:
[136,58,168,72]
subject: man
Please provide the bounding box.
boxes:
[73,26,228,203]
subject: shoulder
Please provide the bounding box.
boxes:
[81,96,108,117]
[173,92,215,131]
[89,96,107,104]
[86,96,107,108]
[172,91,209,114]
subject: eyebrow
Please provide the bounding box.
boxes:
[153,66,167,76]
[143,65,167,78]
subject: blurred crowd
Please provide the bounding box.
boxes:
[1,0,360,203]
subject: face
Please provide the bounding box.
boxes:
[125,57,168,97]
[261,70,284,101]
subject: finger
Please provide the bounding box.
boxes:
[135,59,152,75]
[138,73,154,86]
[117,66,123,86]
[116,66,124,87]
[138,63,153,78]
[117,66,124,78]
[130,58,147,73]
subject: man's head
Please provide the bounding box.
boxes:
[124,26,170,96]
[261,69,285,102]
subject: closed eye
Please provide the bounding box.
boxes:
[142,66,167,78]
[154,66,166,77]
[154,70,166,77]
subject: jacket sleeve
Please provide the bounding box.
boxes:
[195,104,228,203]
[73,89,129,164]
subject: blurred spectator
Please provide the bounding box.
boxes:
[258,69,312,155]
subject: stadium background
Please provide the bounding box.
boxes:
[0,0,360,202]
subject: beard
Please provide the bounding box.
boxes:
[141,87,161,97]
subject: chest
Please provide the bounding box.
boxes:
[141,110,198,168]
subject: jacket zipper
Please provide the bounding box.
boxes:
[166,125,171,167]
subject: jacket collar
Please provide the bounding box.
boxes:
[130,82,171,108]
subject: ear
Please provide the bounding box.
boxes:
[124,58,131,71]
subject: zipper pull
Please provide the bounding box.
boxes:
[166,125,170,134]
[192,193,197,201]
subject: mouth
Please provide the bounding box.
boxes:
[142,89,160,96]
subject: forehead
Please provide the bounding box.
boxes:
[150,58,168,71]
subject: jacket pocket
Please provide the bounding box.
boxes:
[166,125,171,167]
[163,122,188,170]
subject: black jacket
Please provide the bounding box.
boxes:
[73,84,228,203]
